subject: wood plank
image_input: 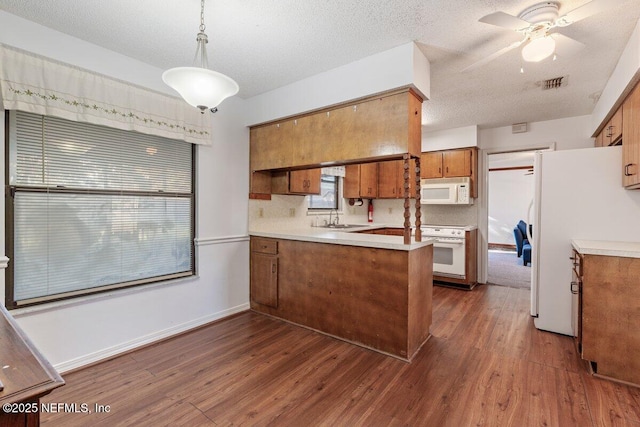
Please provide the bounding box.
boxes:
[40,285,640,427]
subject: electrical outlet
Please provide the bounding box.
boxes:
[258,208,264,218]
[289,208,296,217]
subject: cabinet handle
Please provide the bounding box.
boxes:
[570,281,579,295]
[625,163,636,176]
[445,166,449,174]
[271,263,277,274]
[606,126,613,138]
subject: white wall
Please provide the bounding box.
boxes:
[0,12,250,372]
[488,169,534,245]
[422,125,478,151]
[590,18,640,136]
[476,114,594,283]
[244,42,430,126]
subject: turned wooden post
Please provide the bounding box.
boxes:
[415,156,422,242]
[403,154,411,244]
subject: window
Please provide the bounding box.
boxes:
[308,174,339,210]
[5,111,195,308]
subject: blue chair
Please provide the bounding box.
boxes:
[513,221,532,266]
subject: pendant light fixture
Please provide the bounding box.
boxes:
[163,0,239,113]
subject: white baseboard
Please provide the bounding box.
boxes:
[54,302,250,373]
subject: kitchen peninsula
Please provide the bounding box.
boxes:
[249,226,434,361]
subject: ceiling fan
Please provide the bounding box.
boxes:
[463,0,622,72]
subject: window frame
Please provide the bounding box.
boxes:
[308,174,339,211]
[4,111,197,309]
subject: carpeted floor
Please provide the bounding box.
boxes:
[487,249,531,289]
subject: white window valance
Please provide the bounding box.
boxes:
[0,43,212,145]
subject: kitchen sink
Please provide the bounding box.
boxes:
[321,223,369,229]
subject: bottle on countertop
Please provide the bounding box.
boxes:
[368,199,374,223]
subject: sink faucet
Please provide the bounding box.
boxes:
[329,209,339,225]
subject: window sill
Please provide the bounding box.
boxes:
[9,274,200,317]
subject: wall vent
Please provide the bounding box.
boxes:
[541,76,566,90]
[512,122,528,134]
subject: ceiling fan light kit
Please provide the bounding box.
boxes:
[162,0,239,113]
[521,35,556,62]
[465,0,613,72]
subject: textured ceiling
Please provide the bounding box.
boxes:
[0,0,639,132]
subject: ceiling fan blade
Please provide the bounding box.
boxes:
[479,12,531,30]
[557,0,624,26]
[462,41,524,72]
[551,33,586,57]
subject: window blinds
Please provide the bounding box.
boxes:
[8,111,194,307]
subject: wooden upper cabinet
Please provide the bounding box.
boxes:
[271,169,321,195]
[344,163,378,198]
[250,123,293,171]
[420,152,443,179]
[443,150,472,177]
[289,169,321,194]
[608,107,623,144]
[378,160,399,198]
[595,131,604,147]
[250,89,423,172]
[623,81,640,188]
[360,163,378,198]
[378,159,417,199]
[421,148,473,178]
[420,148,478,198]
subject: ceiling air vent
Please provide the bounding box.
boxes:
[541,76,566,90]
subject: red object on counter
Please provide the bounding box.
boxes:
[368,199,374,223]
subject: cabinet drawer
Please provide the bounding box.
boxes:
[251,238,278,254]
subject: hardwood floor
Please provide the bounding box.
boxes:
[40,285,640,426]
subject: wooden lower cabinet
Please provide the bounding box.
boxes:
[250,238,279,308]
[249,236,433,360]
[574,249,640,386]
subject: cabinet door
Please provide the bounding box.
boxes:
[595,131,604,147]
[289,169,321,194]
[443,149,472,177]
[343,164,361,199]
[251,253,278,308]
[250,123,293,171]
[623,82,640,188]
[608,106,623,144]
[421,152,443,178]
[377,160,399,198]
[359,163,378,198]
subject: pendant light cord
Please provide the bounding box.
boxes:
[194,0,209,69]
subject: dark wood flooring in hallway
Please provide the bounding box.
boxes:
[41,284,640,426]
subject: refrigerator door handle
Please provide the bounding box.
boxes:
[526,199,534,244]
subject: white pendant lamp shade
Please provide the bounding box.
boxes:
[162,67,239,111]
[163,0,239,112]
[521,36,556,62]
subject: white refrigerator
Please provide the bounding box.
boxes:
[530,146,640,335]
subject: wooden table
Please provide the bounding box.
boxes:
[0,304,64,427]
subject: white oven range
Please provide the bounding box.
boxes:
[421,226,466,278]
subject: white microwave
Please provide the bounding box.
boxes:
[420,177,473,205]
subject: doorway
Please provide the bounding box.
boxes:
[485,151,536,289]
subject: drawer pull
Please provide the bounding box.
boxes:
[570,281,579,295]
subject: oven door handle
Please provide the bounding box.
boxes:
[433,239,464,245]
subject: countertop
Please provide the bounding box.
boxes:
[250,224,434,251]
[571,240,640,259]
